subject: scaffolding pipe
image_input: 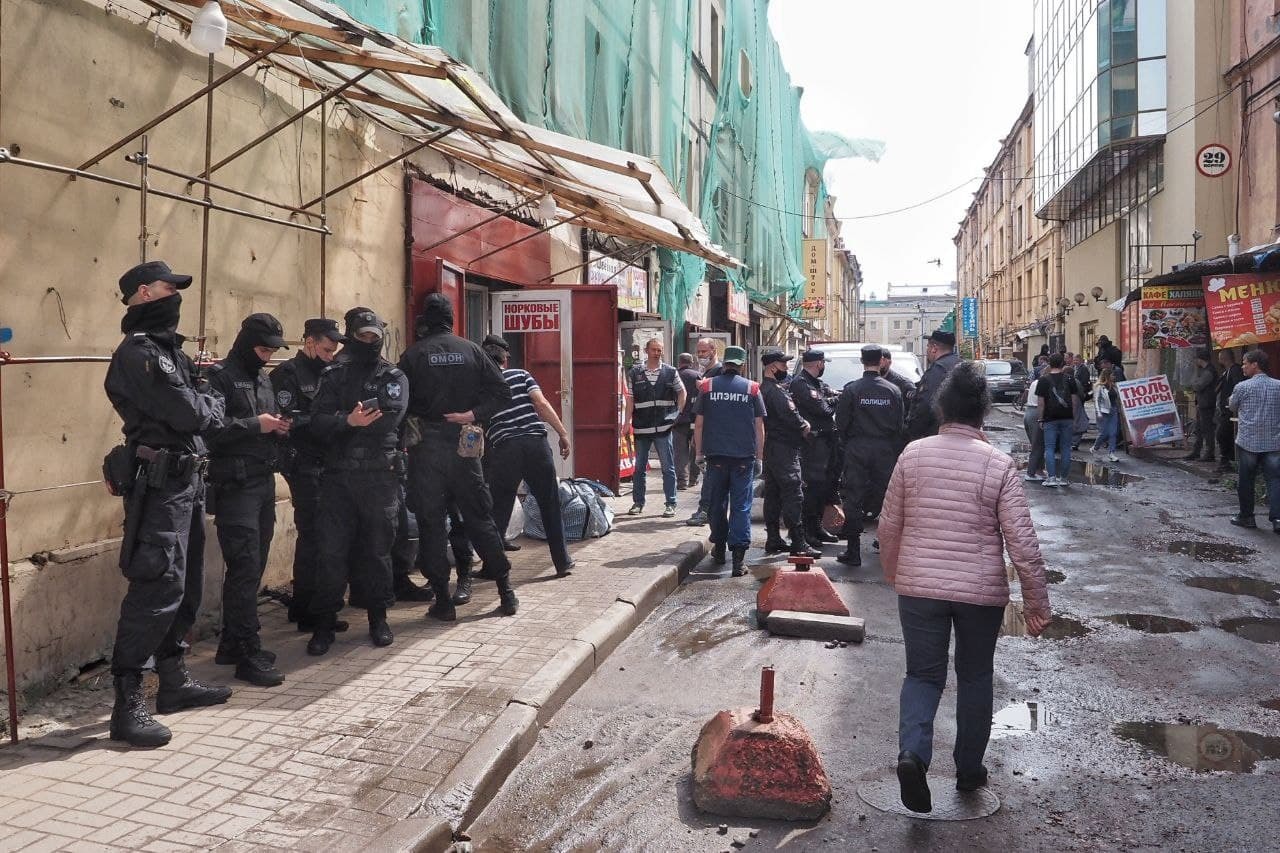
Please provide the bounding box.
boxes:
[300,127,456,210]
[467,212,584,267]
[137,136,149,263]
[132,156,324,220]
[319,98,328,318]
[199,54,215,340]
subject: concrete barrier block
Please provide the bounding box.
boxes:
[765,610,865,643]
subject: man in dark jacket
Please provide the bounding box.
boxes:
[204,313,291,687]
[399,294,517,620]
[673,352,702,490]
[759,350,820,558]
[1185,349,1220,461]
[906,331,960,441]
[793,350,840,545]
[1215,349,1246,472]
[1094,336,1125,380]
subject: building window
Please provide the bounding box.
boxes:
[893,320,901,330]
[870,320,878,331]
[709,5,722,89]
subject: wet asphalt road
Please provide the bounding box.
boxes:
[469,406,1279,852]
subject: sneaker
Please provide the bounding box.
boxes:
[1108,454,1120,463]
[662,504,676,518]
[1043,477,1061,487]
[1022,472,1045,482]
[1230,514,1258,529]
[685,509,709,526]
[627,504,643,516]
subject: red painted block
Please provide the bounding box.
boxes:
[756,566,849,618]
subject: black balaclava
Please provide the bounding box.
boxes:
[419,293,454,335]
[343,306,384,366]
[121,293,182,335]
[229,327,269,372]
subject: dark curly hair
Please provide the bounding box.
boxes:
[936,361,990,429]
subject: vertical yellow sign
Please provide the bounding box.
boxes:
[804,239,828,300]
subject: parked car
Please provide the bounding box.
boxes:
[800,342,923,390]
[975,358,1029,402]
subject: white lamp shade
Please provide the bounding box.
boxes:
[537,194,557,222]
[190,1,228,53]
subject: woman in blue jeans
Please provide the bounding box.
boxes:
[1090,369,1121,462]
[878,363,1052,813]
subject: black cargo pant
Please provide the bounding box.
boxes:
[391,483,418,580]
[762,439,804,534]
[800,431,837,530]
[283,465,322,620]
[840,438,897,539]
[1190,405,1217,458]
[310,467,399,619]
[1216,407,1236,464]
[112,471,205,675]
[409,430,511,592]
[484,433,572,572]
[211,474,276,647]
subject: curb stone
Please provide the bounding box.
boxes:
[409,538,707,850]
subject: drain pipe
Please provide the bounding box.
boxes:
[0,356,18,743]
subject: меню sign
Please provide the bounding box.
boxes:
[1203,273,1280,349]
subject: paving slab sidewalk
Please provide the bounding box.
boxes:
[0,489,707,852]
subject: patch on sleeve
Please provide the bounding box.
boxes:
[385,380,403,400]
[276,389,293,408]
[157,355,176,375]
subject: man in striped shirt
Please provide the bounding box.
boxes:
[481,335,576,576]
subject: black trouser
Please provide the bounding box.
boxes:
[112,472,206,675]
[800,432,837,530]
[1216,408,1236,464]
[484,434,572,572]
[284,466,322,619]
[410,430,511,590]
[762,440,804,533]
[310,468,398,619]
[211,474,276,646]
[392,483,418,579]
[1190,405,1218,458]
[840,438,897,539]
[672,422,698,488]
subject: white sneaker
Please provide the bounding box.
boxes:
[1043,477,1061,487]
[1023,472,1046,482]
[1108,454,1119,463]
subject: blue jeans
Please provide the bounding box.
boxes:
[1093,410,1119,454]
[1236,447,1280,521]
[704,456,754,548]
[632,430,677,507]
[1022,408,1045,476]
[897,595,1005,773]
[1042,419,1073,479]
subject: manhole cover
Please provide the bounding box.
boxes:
[857,777,999,820]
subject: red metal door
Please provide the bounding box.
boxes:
[408,256,465,337]
[567,287,620,491]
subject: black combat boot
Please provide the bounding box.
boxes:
[368,608,394,647]
[215,637,278,665]
[451,567,474,606]
[110,673,172,748]
[836,537,862,566]
[155,656,232,714]
[730,546,748,577]
[710,542,727,564]
[307,614,337,656]
[235,638,285,687]
[807,521,840,544]
[393,574,435,602]
[763,527,789,554]
[497,577,520,616]
[789,529,822,559]
[427,581,457,621]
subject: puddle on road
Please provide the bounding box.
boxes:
[991,701,1057,739]
[1067,460,1143,487]
[657,612,755,659]
[1168,542,1257,564]
[1218,617,1280,645]
[1184,575,1278,603]
[1001,602,1091,639]
[1260,698,1280,712]
[1114,722,1280,773]
[1102,614,1198,634]
[1005,564,1065,584]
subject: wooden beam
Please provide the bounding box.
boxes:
[233,37,447,78]
[165,0,364,43]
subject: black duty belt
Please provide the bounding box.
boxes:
[136,446,208,480]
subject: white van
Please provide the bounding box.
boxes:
[798,342,923,390]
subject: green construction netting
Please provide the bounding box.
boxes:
[333,0,839,322]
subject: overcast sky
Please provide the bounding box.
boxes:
[769,1,1033,299]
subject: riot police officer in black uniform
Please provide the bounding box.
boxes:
[269,318,350,626]
[398,293,517,620]
[204,313,291,687]
[835,345,905,566]
[791,349,840,545]
[104,260,230,748]
[759,350,821,558]
[305,307,408,655]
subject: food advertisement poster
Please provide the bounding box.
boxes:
[1139,284,1208,349]
[1202,273,1280,349]
[1117,375,1184,448]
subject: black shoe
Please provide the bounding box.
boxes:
[215,639,278,665]
[872,539,880,553]
[685,509,709,526]
[1273,520,1280,535]
[503,539,522,552]
[499,588,520,616]
[393,576,435,602]
[452,573,474,606]
[789,533,822,559]
[730,546,747,577]
[295,618,349,633]
[307,629,336,656]
[810,527,840,544]
[1182,453,1202,460]
[427,599,457,622]
[710,542,726,565]
[1230,514,1258,529]
[896,750,932,813]
[763,534,789,555]
[235,652,284,687]
[368,613,394,648]
[474,565,503,581]
[956,765,989,792]
[110,673,171,748]
[155,656,231,714]
[835,538,862,566]
[555,560,576,578]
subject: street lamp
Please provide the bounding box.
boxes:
[1090,285,1105,302]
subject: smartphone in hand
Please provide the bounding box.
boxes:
[359,398,380,411]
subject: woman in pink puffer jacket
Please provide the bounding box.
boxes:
[878,361,1051,814]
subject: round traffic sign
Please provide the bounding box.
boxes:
[1196,143,1231,178]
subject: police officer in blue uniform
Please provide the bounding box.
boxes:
[305,307,408,655]
[204,313,291,687]
[104,260,231,748]
[694,346,766,577]
[759,350,821,558]
[398,294,517,620]
[835,345,905,566]
[791,349,841,545]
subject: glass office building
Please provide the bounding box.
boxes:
[1032,0,1167,240]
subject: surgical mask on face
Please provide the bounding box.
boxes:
[697,356,712,368]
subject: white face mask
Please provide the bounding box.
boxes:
[697,356,712,368]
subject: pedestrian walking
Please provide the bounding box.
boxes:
[104,260,230,748]
[305,307,408,655]
[1090,368,1121,462]
[835,345,905,566]
[1094,335,1125,380]
[481,334,576,578]
[1034,352,1082,487]
[673,352,702,490]
[1215,348,1245,473]
[792,349,841,545]
[1021,358,1048,482]
[694,346,766,577]
[684,337,724,526]
[398,294,518,620]
[204,313,291,687]
[759,349,820,557]
[906,331,960,441]
[1184,349,1220,462]
[624,338,686,517]
[1070,354,1093,449]
[878,361,1052,813]
[1227,349,1280,533]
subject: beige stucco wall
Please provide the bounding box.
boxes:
[1062,221,1121,358]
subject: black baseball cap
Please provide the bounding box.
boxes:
[929,330,957,347]
[303,318,342,342]
[761,349,793,366]
[802,349,826,363]
[118,260,192,305]
[241,313,288,349]
[482,333,510,351]
[343,306,384,341]
[860,344,883,364]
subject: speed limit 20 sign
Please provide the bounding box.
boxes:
[1196,143,1232,178]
